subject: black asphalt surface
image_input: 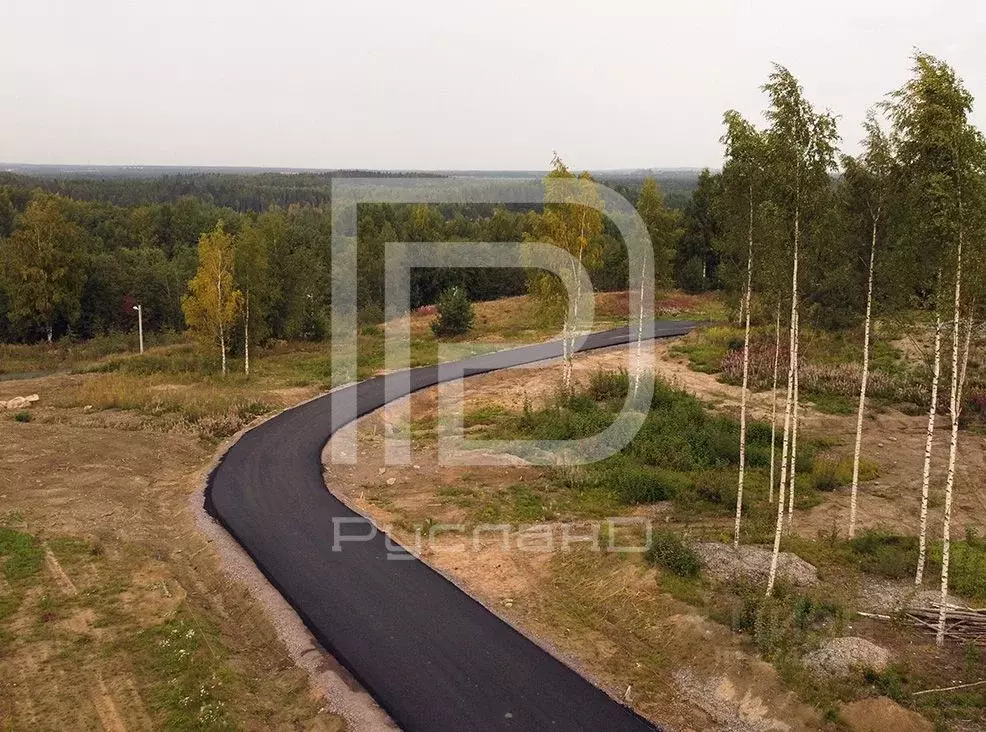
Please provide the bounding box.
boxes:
[205,321,694,732]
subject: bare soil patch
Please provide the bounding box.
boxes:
[0,401,347,729]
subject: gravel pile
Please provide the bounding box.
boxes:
[693,542,819,587]
[803,637,891,676]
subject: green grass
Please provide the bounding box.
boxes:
[644,531,701,578]
[12,410,31,423]
[671,325,738,373]
[451,480,622,525]
[807,393,857,415]
[0,331,184,375]
[0,526,44,584]
[129,608,235,730]
[787,529,986,602]
[468,369,816,523]
[0,525,44,624]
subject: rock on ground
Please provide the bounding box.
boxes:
[802,637,891,676]
[840,697,932,732]
[2,394,39,410]
[693,542,818,587]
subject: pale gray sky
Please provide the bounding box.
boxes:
[2,0,984,170]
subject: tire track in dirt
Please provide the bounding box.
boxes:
[43,546,77,596]
[91,674,127,732]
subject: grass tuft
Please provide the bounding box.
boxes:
[644,531,701,578]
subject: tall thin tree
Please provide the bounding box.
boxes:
[842,110,895,538]
[763,65,839,596]
[720,111,766,548]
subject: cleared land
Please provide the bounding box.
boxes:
[324,337,986,732]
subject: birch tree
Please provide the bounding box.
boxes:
[1,195,84,342]
[841,111,895,538]
[887,53,981,590]
[768,302,781,504]
[787,310,800,530]
[720,111,766,548]
[937,146,985,645]
[182,221,242,376]
[235,219,272,376]
[763,66,839,596]
[635,178,683,395]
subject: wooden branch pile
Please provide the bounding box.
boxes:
[905,603,986,646]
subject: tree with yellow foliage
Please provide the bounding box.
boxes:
[527,154,603,392]
[182,221,242,375]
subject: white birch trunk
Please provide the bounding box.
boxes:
[564,217,588,395]
[633,253,647,398]
[767,206,800,597]
[787,310,800,529]
[916,313,943,585]
[218,268,226,376]
[244,290,250,377]
[957,310,973,400]
[849,221,878,538]
[937,231,964,647]
[768,303,781,504]
[734,191,754,548]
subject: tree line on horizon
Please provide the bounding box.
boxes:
[0,171,694,347]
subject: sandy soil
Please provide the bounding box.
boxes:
[0,388,349,729]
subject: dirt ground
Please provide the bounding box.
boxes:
[321,340,986,731]
[3,327,982,730]
[0,379,349,730]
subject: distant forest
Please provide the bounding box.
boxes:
[0,168,703,344]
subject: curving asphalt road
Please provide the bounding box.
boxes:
[205,321,693,732]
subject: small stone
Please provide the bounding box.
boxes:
[386,477,397,486]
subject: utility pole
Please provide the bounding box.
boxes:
[132,304,144,354]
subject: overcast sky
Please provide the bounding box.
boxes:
[2,1,984,170]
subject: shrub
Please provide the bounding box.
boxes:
[598,461,690,504]
[358,303,385,335]
[677,256,708,293]
[588,369,629,402]
[694,470,737,505]
[12,410,30,423]
[645,530,701,578]
[358,302,384,326]
[850,531,918,579]
[430,286,475,338]
[811,462,841,492]
[810,457,879,492]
